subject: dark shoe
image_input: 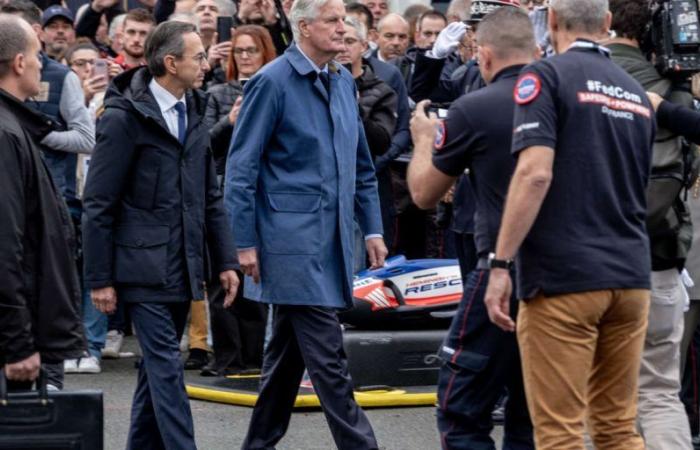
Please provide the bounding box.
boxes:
[199,362,219,377]
[184,349,209,370]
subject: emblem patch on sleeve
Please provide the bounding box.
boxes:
[514,73,541,105]
[434,120,447,150]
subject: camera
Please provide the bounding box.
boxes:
[648,0,700,77]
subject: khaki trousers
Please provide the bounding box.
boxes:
[517,289,650,450]
[188,300,210,351]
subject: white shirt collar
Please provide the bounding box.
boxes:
[148,78,186,115]
[297,44,329,74]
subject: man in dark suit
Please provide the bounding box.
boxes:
[82,21,239,450]
[226,0,387,447]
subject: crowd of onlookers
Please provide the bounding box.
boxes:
[0,0,493,380]
[9,0,700,445]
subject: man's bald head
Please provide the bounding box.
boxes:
[376,12,408,33]
[0,14,42,99]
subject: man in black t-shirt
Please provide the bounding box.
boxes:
[484,0,655,448]
[408,8,536,449]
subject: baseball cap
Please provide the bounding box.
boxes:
[42,5,75,28]
[467,0,522,23]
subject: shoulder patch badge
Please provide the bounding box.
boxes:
[514,73,541,105]
[434,120,447,150]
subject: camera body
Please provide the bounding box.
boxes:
[649,0,700,77]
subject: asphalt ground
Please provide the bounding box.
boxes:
[64,336,504,450]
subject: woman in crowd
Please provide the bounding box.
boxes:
[202,25,276,376]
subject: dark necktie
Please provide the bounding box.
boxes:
[174,101,187,145]
[319,71,330,96]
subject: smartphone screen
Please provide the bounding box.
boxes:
[217,16,233,43]
[92,59,108,81]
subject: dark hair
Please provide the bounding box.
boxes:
[226,25,276,81]
[145,21,197,77]
[124,8,155,29]
[0,0,41,25]
[476,6,535,59]
[0,14,30,78]
[346,3,374,29]
[610,0,650,43]
[417,10,447,30]
[61,40,99,65]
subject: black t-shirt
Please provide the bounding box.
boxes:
[433,65,524,257]
[511,42,655,299]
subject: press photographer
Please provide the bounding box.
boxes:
[607,1,697,448]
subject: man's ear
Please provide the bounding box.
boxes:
[603,10,612,35]
[163,54,178,75]
[13,52,26,77]
[547,7,558,35]
[298,19,311,38]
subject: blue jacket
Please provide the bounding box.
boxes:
[225,44,383,309]
[82,68,238,303]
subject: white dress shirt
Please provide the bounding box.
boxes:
[148,78,187,140]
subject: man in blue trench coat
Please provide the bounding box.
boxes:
[225,0,388,448]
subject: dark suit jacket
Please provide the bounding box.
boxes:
[83,67,238,303]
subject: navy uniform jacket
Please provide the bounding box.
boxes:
[82,68,238,302]
[225,44,383,309]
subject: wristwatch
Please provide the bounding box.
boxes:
[488,252,514,270]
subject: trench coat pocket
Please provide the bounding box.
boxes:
[263,193,322,255]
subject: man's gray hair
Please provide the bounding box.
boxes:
[289,0,330,42]
[344,16,367,41]
[0,14,30,78]
[145,21,198,77]
[108,14,126,41]
[446,0,471,21]
[169,12,200,29]
[549,0,609,34]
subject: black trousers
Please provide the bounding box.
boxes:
[208,281,267,373]
[436,270,533,450]
[241,305,377,450]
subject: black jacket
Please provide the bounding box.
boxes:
[356,63,398,241]
[204,80,244,176]
[390,46,422,91]
[356,63,397,158]
[0,89,84,365]
[82,67,238,303]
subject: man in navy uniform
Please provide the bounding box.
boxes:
[226,0,387,448]
[408,7,536,449]
[484,0,655,448]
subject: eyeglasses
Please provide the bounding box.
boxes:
[233,47,261,56]
[179,52,208,65]
[71,58,96,68]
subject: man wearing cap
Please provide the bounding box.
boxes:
[41,5,76,60]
